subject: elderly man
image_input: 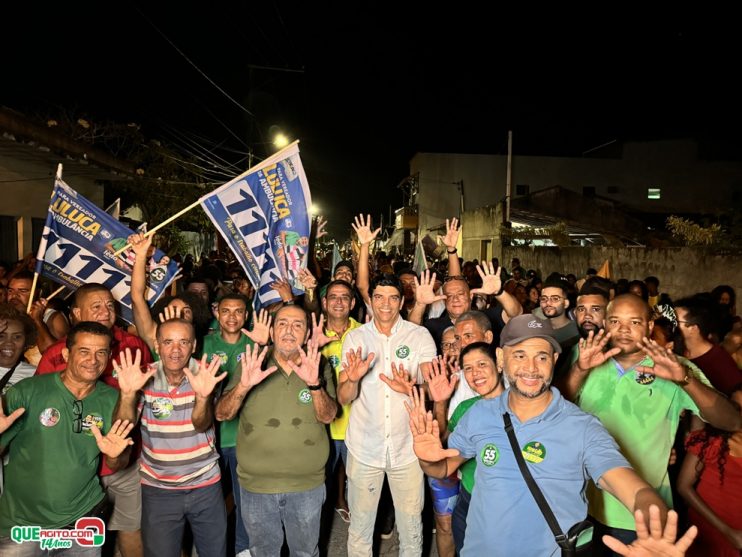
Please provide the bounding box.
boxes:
[111,319,227,557]
[338,274,437,557]
[216,304,337,556]
[566,293,742,552]
[36,283,151,557]
[0,321,134,556]
[408,314,700,556]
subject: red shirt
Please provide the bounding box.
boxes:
[691,344,742,396]
[36,326,152,476]
[36,326,152,390]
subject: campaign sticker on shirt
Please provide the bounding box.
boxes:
[635,372,655,385]
[298,388,313,404]
[480,443,500,466]
[395,345,410,358]
[82,414,104,436]
[152,397,174,419]
[39,408,61,427]
[329,355,340,369]
[214,351,229,366]
[522,441,546,463]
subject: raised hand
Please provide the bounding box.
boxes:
[311,313,333,348]
[438,217,460,250]
[243,309,271,346]
[351,214,381,246]
[405,387,460,461]
[0,404,25,434]
[239,344,278,388]
[298,268,318,291]
[90,419,135,458]
[602,506,697,556]
[635,338,687,382]
[271,279,294,303]
[127,233,152,260]
[471,261,503,296]
[425,357,459,402]
[184,355,227,398]
[341,347,375,383]
[112,348,154,395]
[576,330,621,372]
[28,299,47,322]
[380,362,416,395]
[159,304,183,323]
[315,216,328,240]
[414,270,446,306]
[287,336,322,387]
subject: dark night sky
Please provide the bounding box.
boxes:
[4,4,741,237]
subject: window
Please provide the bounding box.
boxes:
[0,215,18,264]
[516,184,529,196]
[583,186,596,197]
[607,186,620,194]
[647,188,661,200]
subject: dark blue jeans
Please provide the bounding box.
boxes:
[141,482,227,557]
[240,483,325,557]
[592,519,637,557]
[221,447,249,554]
[451,487,471,556]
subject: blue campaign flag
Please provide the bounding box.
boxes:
[35,179,180,323]
[199,142,312,310]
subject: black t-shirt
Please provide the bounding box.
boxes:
[424,303,507,353]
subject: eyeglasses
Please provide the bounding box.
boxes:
[72,399,83,434]
[441,341,459,351]
[539,295,563,304]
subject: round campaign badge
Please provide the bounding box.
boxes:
[39,408,61,427]
[214,352,228,366]
[480,443,500,467]
[82,414,104,436]
[298,388,313,404]
[152,397,174,419]
[149,267,166,283]
[522,441,547,463]
[329,355,340,369]
[395,345,410,359]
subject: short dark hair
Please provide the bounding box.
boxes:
[459,341,498,369]
[0,303,37,347]
[216,293,249,308]
[72,284,112,309]
[644,276,660,288]
[323,280,354,298]
[369,273,403,298]
[628,280,649,302]
[397,268,418,280]
[674,295,717,338]
[66,321,113,350]
[577,286,609,303]
[273,303,311,331]
[8,270,34,283]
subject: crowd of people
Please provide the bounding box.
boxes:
[0,214,740,557]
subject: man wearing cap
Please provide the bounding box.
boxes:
[408,314,682,556]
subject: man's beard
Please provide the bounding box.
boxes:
[577,323,603,339]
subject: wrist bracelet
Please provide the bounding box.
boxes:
[283,300,295,306]
[447,248,457,254]
[307,383,322,391]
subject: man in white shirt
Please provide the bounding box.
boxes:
[338,274,436,557]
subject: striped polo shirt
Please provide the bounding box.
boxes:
[139,359,221,489]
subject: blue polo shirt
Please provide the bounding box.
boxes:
[449,387,630,557]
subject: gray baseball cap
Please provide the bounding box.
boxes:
[499,315,562,353]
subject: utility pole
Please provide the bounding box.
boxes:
[506,130,513,223]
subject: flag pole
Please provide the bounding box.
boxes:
[112,199,201,256]
[26,274,39,314]
[29,164,64,312]
[45,285,66,301]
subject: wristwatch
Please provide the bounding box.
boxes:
[447,248,457,254]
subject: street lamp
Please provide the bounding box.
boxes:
[273,132,289,149]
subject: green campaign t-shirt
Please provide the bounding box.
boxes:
[0,373,118,535]
[577,355,708,530]
[202,332,252,449]
[228,353,335,494]
[448,396,481,494]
